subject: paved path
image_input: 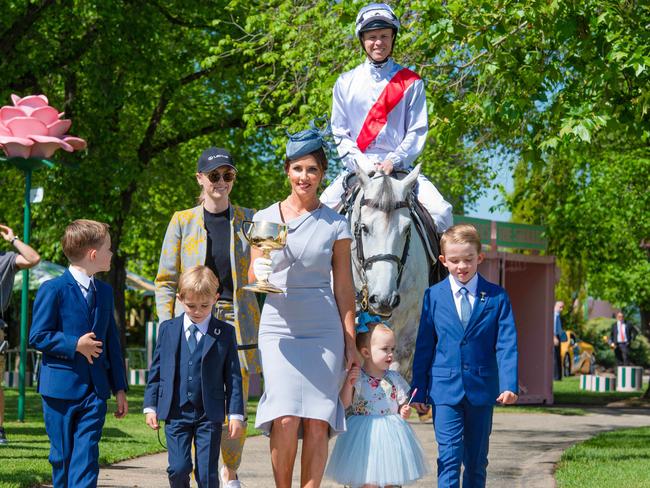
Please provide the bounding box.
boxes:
[91,408,650,488]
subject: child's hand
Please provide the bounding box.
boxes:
[228,419,244,439]
[496,390,518,405]
[145,412,159,430]
[399,404,412,419]
[347,365,361,386]
[412,402,429,415]
[114,390,128,418]
[76,332,103,364]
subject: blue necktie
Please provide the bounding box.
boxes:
[460,287,471,328]
[85,281,96,311]
[188,324,198,353]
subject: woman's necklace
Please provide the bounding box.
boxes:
[283,197,321,216]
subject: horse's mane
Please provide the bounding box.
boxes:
[363,175,397,214]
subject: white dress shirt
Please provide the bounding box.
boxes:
[448,274,478,321]
[617,321,628,343]
[143,313,245,421]
[68,265,95,298]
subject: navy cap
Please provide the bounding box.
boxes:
[197,147,236,173]
[285,129,325,160]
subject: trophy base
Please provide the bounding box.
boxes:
[243,282,284,294]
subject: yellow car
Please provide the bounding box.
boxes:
[561,330,596,376]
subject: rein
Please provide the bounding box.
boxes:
[353,192,413,312]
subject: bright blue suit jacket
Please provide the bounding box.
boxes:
[411,274,518,406]
[143,315,244,423]
[29,270,128,400]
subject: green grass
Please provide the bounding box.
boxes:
[553,376,642,405]
[556,426,650,488]
[0,387,261,488]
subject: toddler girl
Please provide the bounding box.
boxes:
[325,317,429,487]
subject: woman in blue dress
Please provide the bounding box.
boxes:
[249,126,359,487]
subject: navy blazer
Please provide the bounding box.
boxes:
[143,315,244,423]
[29,270,128,400]
[411,274,518,406]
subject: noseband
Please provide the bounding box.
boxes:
[353,195,412,312]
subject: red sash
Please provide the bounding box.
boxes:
[356,67,421,153]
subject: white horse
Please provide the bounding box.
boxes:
[349,164,431,379]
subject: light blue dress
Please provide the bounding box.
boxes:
[253,203,352,436]
[326,369,430,486]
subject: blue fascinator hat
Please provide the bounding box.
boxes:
[355,311,390,333]
[285,115,344,161]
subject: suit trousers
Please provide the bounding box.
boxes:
[615,342,630,366]
[42,389,107,488]
[434,397,494,488]
[165,403,223,488]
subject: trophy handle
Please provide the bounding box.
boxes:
[242,220,254,243]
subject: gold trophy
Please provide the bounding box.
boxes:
[242,220,288,294]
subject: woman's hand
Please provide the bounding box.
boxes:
[252,257,273,282]
[345,342,361,370]
[347,365,361,386]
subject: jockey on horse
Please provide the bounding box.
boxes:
[320,3,453,239]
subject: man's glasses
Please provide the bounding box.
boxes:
[205,171,236,183]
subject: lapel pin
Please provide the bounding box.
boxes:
[480,292,487,302]
[214,328,221,336]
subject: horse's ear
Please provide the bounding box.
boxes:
[402,163,421,191]
[356,162,371,188]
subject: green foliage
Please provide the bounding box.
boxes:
[1,1,649,334]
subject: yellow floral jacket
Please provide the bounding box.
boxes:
[155,204,261,373]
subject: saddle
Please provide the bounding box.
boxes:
[340,170,448,286]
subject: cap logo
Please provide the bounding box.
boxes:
[207,154,228,161]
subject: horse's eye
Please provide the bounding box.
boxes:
[361,224,370,235]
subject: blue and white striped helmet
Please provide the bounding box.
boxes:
[355,3,400,38]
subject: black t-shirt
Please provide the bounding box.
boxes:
[203,207,234,301]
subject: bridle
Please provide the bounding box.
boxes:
[352,193,412,313]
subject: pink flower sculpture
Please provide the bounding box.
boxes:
[0,94,87,159]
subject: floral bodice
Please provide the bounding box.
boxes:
[349,369,411,416]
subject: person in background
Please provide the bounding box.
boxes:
[553,301,566,380]
[609,311,638,366]
[0,223,40,445]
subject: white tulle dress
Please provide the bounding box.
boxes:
[325,369,430,487]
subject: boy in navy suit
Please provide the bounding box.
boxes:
[30,219,128,488]
[144,265,244,488]
[411,224,518,488]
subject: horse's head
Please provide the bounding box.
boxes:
[351,164,421,317]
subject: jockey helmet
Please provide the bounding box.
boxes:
[355,3,400,38]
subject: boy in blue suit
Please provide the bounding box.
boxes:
[144,265,244,488]
[30,219,128,487]
[411,224,518,488]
